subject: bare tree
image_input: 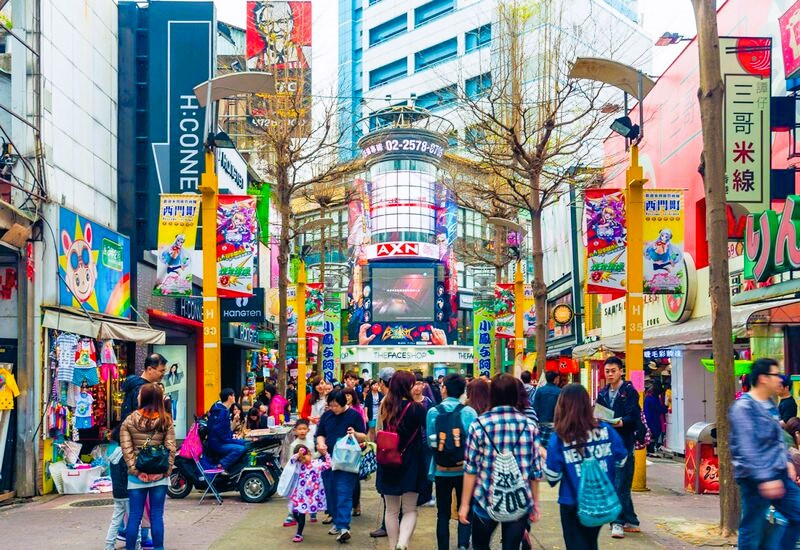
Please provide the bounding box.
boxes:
[690,0,738,535]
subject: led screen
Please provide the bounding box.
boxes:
[371,267,434,322]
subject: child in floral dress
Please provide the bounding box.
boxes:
[289,445,330,543]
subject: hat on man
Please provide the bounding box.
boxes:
[378,367,395,384]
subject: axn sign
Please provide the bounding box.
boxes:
[376,242,420,257]
[745,195,800,282]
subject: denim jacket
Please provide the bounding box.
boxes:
[729,393,790,483]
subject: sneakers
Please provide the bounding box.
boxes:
[292,534,304,543]
[611,524,625,539]
[322,515,334,525]
[369,527,387,538]
[623,523,641,533]
[352,506,361,516]
[116,533,126,542]
[336,529,351,544]
[141,539,154,550]
[283,517,297,527]
[328,526,341,535]
[310,513,318,523]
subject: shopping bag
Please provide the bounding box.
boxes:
[332,434,362,473]
[178,422,203,460]
[277,460,298,498]
[359,442,378,480]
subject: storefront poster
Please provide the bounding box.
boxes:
[473,298,495,377]
[305,283,324,336]
[58,208,131,318]
[494,283,515,340]
[217,195,258,298]
[643,190,685,294]
[154,344,188,439]
[722,37,771,213]
[322,294,341,383]
[153,195,201,297]
[584,189,627,296]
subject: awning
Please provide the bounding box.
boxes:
[42,306,166,344]
[572,298,800,359]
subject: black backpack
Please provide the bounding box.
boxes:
[433,404,467,468]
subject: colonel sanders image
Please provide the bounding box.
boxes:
[248,2,310,70]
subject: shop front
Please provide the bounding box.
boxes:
[341,345,474,378]
[221,322,262,401]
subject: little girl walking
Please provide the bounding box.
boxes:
[288,445,330,543]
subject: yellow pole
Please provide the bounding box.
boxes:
[514,257,524,376]
[200,149,221,411]
[297,259,307,413]
[626,144,648,491]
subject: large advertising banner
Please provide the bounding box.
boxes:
[322,295,341,383]
[305,283,325,336]
[473,298,495,377]
[494,283,516,340]
[154,344,188,439]
[58,208,131,318]
[217,196,258,298]
[780,2,800,80]
[584,189,627,296]
[721,37,771,214]
[153,195,201,297]
[643,190,685,294]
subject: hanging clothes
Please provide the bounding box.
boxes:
[0,368,19,410]
[74,391,94,430]
[99,340,118,382]
[55,333,80,383]
[72,338,99,386]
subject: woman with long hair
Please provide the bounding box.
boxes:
[119,383,177,550]
[544,384,628,550]
[300,375,332,437]
[466,377,491,416]
[262,383,289,424]
[377,370,427,550]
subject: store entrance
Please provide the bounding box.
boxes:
[0,339,17,493]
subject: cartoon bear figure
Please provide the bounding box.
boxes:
[62,224,97,304]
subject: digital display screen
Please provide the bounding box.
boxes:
[371,267,435,322]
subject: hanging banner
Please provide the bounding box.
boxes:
[584,189,627,295]
[721,37,771,215]
[523,285,535,338]
[494,283,515,340]
[217,195,258,298]
[322,294,341,383]
[643,190,685,294]
[153,194,201,297]
[305,282,325,336]
[473,298,495,377]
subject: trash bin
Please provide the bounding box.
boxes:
[685,422,719,494]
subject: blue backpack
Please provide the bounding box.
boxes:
[577,455,622,527]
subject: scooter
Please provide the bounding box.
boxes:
[168,434,283,503]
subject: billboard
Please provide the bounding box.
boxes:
[217,196,258,297]
[371,267,435,322]
[643,190,685,294]
[58,208,131,318]
[153,195,201,297]
[584,189,627,296]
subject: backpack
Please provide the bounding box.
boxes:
[376,403,419,467]
[434,404,466,468]
[477,419,530,522]
[577,454,622,527]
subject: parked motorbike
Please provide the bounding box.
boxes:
[168,434,283,503]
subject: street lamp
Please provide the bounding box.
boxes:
[655,32,692,47]
[569,58,655,492]
[488,217,526,376]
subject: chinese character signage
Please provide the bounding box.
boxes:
[473,298,495,377]
[643,190,684,294]
[722,37,771,214]
[217,195,258,297]
[494,283,516,340]
[745,194,800,282]
[58,208,131,318]
[322,295,341,383]
[779,1,800,80]
[154,194,201,297]
[584,189,627,296]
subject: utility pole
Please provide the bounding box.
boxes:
[200,148,220,411]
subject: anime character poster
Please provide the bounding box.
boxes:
[246,1,311,70]
[494,283,516,340]
[643,190,684,294]
[217,195,258,298]
[153,195,201,297]
[305,282,325,336]
[58,208,131,318]
[584,189,627,296]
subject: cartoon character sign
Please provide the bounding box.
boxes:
[61,222,98,308]
[217,196,258,298]
[154,195,200,297]
[584,190,627,296]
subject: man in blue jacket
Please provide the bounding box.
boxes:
[730,358,800,549]
[206,388,247,474]
[532,371,561,445]
[596,356,641,539]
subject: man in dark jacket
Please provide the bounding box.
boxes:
[206,388,247,473]
[779,375,798,424]
[730,358,800,549]
[596,356,641,539]
[532,370,561,443]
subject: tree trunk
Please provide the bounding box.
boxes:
[691,0,738,535]
[529,182,547,375]
[276,173,290,395]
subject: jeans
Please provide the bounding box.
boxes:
[127,484,167,550]
[435,475,470,548]
[738,476,800,550]
[560,503,601,550]
[353,478,361,509]
[329,470,358,530]
[213,440,247,470]
[613,449,639,527]
[471,508,529,550]
[105,498,128,550]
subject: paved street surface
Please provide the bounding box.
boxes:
[0,460,732,549]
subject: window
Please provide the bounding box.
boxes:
[369,57,408,89]
[416,84,457,111]
[465,24,491,52]
[465,72,492,98]
[369,14,407,47]
[415,38,458,71]
[414,0,454,27]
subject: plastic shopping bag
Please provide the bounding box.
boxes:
[277,460,298,498]
[332,435,362,474]
[359,442,378,480]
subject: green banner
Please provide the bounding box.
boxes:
[323,294,341,383]
[248,183,270,243]
[473,298,495,377]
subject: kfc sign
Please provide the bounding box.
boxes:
[781,1,800,80]
[367,242,439,260]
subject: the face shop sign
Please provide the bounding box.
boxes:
[216,147,247,194]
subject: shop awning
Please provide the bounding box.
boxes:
[42,306,166,344]
[572,298,800,359]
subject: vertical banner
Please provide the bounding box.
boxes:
[643,190,685,294]
[154,195,201,297]
[473,298,495,377]
[305,282,325,336]
[523,285,535,338]
[721,37,771,214]
[322,294,341,383]
[494,283,516,340]
[217,195,258,297]
[584,189,627,295]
